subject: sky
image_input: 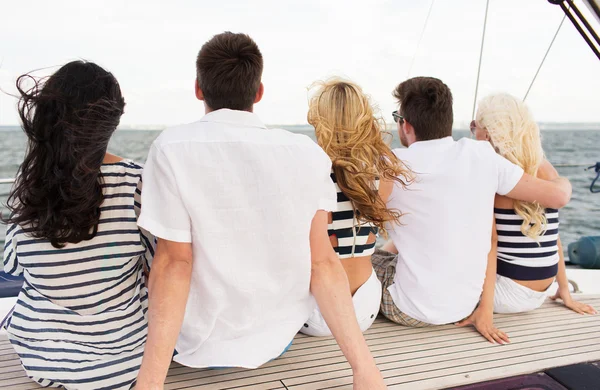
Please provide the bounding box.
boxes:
[0,0,599,128]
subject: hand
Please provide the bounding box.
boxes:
[456,307,510,344]
[551,288,597,315]
[353,364,386,390]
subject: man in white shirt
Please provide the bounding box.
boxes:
[374,77,572,344]
[134,32,384,389]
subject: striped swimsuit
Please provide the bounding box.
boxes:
[327,172,379,258]
[2,160,155,389]
[495,208,560,280]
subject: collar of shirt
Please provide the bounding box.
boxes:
[408,136,454,150]
[199,108,267,130]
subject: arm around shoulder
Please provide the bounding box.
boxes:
[493,150,571,209]
[537,159,559,181]
[505,167,571,209]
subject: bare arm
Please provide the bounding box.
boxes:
[378,178,394,204]
[136,239,193,389]
[555,237,569,291]
[505,160,571,209]
[457,220,509,343]
[309,210,385,389]
[480,223,498,314]
[550,237,597,314]
[378,179,398,254]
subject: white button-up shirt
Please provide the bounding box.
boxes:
[138,109,337,368]
[386,137,524,324]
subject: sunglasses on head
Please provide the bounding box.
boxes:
[392,110,404,125]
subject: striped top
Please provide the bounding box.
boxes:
[495,208,560,281]
[2,160,155,390]
[328,172,379,259]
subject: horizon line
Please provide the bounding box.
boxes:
[1,121,600,130]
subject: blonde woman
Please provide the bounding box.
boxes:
[300,79,412,336]
[473,93,596,315]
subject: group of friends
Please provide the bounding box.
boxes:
[2,32,597,390]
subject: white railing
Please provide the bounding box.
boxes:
[0,179,15,185]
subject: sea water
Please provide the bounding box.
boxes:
[1,127,599,248]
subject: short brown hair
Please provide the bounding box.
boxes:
[393,77,453,141]
[196,32,263,111]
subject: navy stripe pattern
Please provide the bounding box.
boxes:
[2,160,156,389]
[328,172,379,259]
[495,208,560,281]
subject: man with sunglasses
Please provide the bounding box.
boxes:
[372,76,572,344]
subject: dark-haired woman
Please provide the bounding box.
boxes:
[2,61,155,389]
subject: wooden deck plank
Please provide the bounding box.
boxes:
[162,314,600,386]
[291,298,600,349]
[0,295,598,390]
[282,329,600,386]
[229,385,285,390]
[262,329,600,388]
[292,312,595,352]
[0,384,42,390]
[0,363,26,376]
[360,296,600,331]
[382,351,600,390]
[288,347,600,389]
[0,351,19,362]
[207,381,285,390]
[163,295,600,389]
[284,313,600,363]
[0,370,33,383]
[1,375,42,387]
[164,318,600,388]
[362,307,600,340]
[274,324,600,375]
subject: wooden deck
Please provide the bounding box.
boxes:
[1,295,599,389]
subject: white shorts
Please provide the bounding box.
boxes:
[494,274,552,314]
[300,269,382,337]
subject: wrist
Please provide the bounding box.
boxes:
[135,380,163,390]
[349,350,378,373]
[476,304,494,314]
[136,371,165,390]
[352,359,379,376]
[560,291,573,302]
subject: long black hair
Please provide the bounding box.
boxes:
[3,61,125,248]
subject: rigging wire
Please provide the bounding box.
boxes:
[523,12,568,102]
[471,0,490,120]
[407,0,436,78]
[554,163,595,167]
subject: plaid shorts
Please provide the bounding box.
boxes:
[371,249,433,328]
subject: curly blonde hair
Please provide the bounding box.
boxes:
[308,78,412,234]
[476,93,547,240]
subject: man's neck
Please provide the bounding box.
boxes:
[204,103,254,114]
[408,136,454,148]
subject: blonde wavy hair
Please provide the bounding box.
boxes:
[476,93,547,240]
[308,78,412,234]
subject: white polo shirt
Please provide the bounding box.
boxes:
[138,109,337,368]
[386,137,524,324]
